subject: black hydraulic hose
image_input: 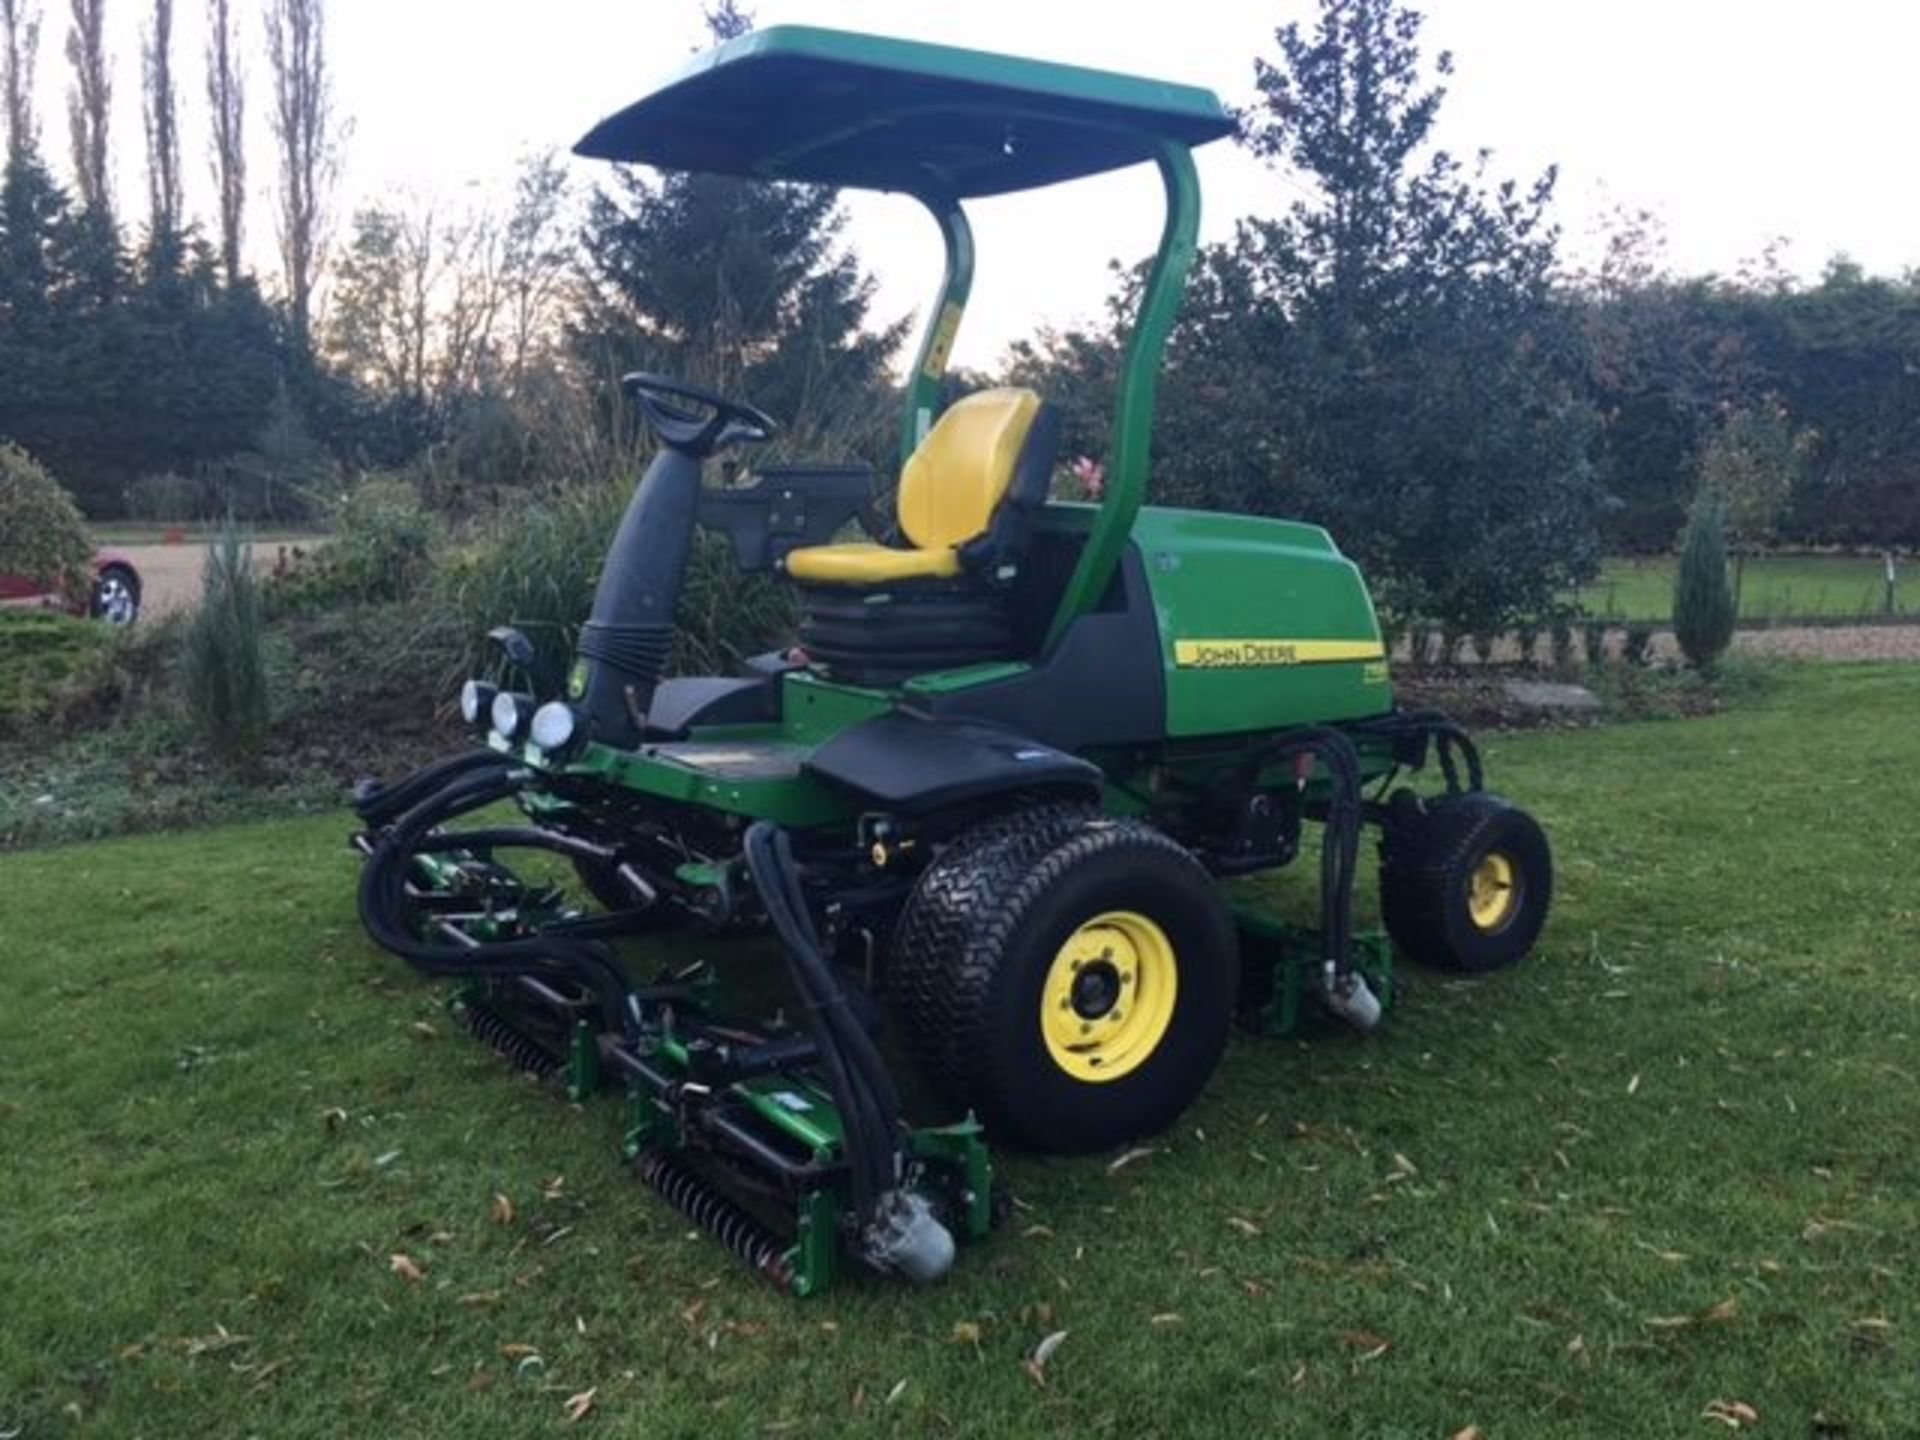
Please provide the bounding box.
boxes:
[353,749,509,828]
[742,822,900,1219]
[357,768,644,1045]
[1247,727,1363,979]
[745,824,894,1213]
[1349,709,1483,794]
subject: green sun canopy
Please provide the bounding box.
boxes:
[573,25,1236,197]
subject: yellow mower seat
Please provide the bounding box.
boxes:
[785,387,1042,585]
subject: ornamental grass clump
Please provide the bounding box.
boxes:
[184,524,270,764]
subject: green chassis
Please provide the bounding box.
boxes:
[352,26,1543,1296]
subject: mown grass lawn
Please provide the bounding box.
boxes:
[3,663,1917,1438]
[1574,553,1910,624]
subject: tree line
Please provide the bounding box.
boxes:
[1,0,1916,638]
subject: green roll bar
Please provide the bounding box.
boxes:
[900,198,976,463]
[898,141,1203,650]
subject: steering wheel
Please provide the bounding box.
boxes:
[621,373,778,459]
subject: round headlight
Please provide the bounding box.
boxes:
[490,690,530,740]
[531,701,578,754]
[459,678,497,728]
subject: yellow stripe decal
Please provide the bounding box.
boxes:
[1173,638,1387,669]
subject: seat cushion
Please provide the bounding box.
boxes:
[897,388,1040,549]
[784,541,962,584]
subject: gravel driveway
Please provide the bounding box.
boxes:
[118,540,312,619]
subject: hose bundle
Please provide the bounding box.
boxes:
[356,764,645,1045]
[742,821,902,1221]
[1251,728,1364,984]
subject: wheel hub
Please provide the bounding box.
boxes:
[1040,911,1179,1084]
[1467,850,1519,932]
[1069,959,1122,1019]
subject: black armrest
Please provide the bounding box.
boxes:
[696,464,876,571]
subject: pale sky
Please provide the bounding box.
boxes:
[33,0,1920,370]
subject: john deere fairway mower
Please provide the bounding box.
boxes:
[353,26,1553,1295]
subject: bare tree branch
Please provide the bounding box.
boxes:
[267,0,337,350]
[204,0,243,284]
[0,0,40,165]
[64,0,111,217]
[141,0,180,240]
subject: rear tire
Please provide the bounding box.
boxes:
[1379,792,1552,973]
[890,810,1237,1154]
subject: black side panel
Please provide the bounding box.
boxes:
[921,543,1165,751]
[804,713,1102,815]
[645,676,781,739]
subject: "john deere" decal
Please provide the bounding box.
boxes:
[1173,638,1386,669]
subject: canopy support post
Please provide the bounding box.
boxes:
[1042,141,1200,649]
[899,196,975,465]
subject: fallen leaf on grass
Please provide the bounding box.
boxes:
[321,1107,348,1131]
[1450,1428,1483,1440]
[412,1021,438,1040]
[1226,1216,1262,1237]
[491,1193,516,1226]
[1645,1297,1737,1329]
[1702,1398,1759,1429]
[543,1175,566,1199]
[950,1321,982,1347]
[1627,1072,1641,1094]
[1339,1331,1392,1361]
[389,1253,425,1283]
[563,1387,597,1423]
[1022,1330,1068,1385]
[1391,1152,1419,1177]
[1150,1313,1182,1326]
[885,1379,908,1406]
[456,1291,502,1307]
[1107,1147,1154,1174]
[499,1343,540,1359]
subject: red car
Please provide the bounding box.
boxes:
[0,549,143,625]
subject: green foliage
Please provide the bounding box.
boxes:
[1013,0,1599,635]
[0,608,117,735]
[1699,400,1812,554]
[269,474,435,612]
[1621,622,1654,667]
[1673,498,1737,671]
[1548,615,1577,674]
[437,480,794,695]
[0,441,92,594]
[123,470,206,522]
[1580,617,1609,667]
[0,146,297,517]
[573,136,906,468]
[182,524,269,763]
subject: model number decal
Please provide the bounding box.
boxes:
[1173,639,1386,669]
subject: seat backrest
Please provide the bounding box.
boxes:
[897,388,1041,550]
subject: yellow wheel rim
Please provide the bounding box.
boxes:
[1467,851,1520,931]
[1040,910,1177,1084]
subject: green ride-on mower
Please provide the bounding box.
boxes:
[353,26,1553,1296]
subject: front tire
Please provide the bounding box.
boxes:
[890,811,1237,1154]
[1379,792,1552,973]
[90,563,140,625]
